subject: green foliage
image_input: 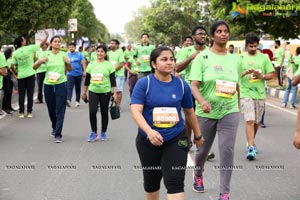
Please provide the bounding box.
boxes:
[210,0,300,40]
[0,0,109,46]
[125,0,214,46]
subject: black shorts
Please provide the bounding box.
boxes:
[136,130,189,194]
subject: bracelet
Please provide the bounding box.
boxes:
[194,135,202,141]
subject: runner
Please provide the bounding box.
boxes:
[273,40,285,89]
[107,39,125,109]
[0,52,7,115]
[134,33,155,79]
[131,46,204,200]
[124,55,138,97]
[239,32,275,160]
[189,20,243,200]
[33,35,72,143]
[81,44,117,142]
[11,30,49,118]
[66,42,86,107]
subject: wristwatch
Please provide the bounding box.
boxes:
[194,135,202,141]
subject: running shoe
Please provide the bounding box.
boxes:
[281,103,287,108]
[218,193,230,200]
[100,132,107,141]
[246,142,258,154]
[193,173,204,193]
[260,123,266,128]
[27,113,32,118]
[290,105,297,109]
[50,129,55,137]
[247,146,256,160]
[88,132,99,142]
[66,100,71,107]
[75,101,80,107]
[54,137,62,143]
[207,152,215,160]
[19,113,25,119]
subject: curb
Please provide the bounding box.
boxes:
[267,87,300,102]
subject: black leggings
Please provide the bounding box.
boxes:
[136,130,189,194]
[88,91,111,133]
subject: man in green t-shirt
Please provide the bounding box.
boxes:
[134,33,155,79]
[175,25,208,151]
[175,35,193,80]
[108,39,125,108]
[0,52,7,115]
[291,67,300,149]
[273,40,286,89]
[240,32,275,160]
[11,30,49,118]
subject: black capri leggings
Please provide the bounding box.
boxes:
[136,130,189,194]
[88,91,111,133]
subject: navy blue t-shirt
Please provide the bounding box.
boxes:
[130,74,194,141]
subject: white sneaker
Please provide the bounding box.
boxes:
[75,101,80,107]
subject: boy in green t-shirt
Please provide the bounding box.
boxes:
[240,32,275,160]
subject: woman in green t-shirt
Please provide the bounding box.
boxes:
[34,36,72,143]
[81,44,117,142]
[189,20,242,200]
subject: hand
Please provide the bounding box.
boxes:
[112,93,117,103]
[200,101,211,113]
[193,136,205,148]
[83,71,87,77]
[81,93,87,101]
[63,56,70,64]
[253,70,264,79]
[293,131,300,149]
[147,129,164,146]
[44,30,49,36]
[245,68,255,75]
[40,57,48,64]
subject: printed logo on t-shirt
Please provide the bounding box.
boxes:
[213,65,223,72]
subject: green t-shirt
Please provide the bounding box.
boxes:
[124,49,133,60]
[176,46,208,83]
[86,60,115,93]
[189,49,243,119]
[175,47,185,75]
[90,52,96,64]
[82,51,90,62]
[290,55,300,75]
[107,49,125,77]
[42,51,68,85]
[274,47,284,66]
[36,50,48,73]
[0,53,6,89]
[12,44,40,79]
[128,56,139,73]
[240,52,274,99]
[134,44,155,72]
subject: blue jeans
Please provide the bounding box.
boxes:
[67,75,82,102]
[283,77,298,106]
[44,83,67,138]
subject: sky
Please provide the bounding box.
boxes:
[89,0,150,34]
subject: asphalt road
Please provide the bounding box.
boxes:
[0,84,299,200]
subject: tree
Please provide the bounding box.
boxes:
[69,0,110,44]
[124,0,214,46]
[209,0,300,40]
[0,0,76,44]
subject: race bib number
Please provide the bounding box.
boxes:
[48,72,61,83]
[141,55,150,63]
[91,73,104,84]
[249,69,262,83]
[215,80,237,98]
[153,107,179,128]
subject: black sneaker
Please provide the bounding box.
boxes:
[4,109,13,114]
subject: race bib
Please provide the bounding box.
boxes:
[48,72,61,83]
[153,107,179,128]
[215,80,237,98]
[249,69,262,82]
[141,55,150,63]
[133,67,139,72]
[91,73,104,84]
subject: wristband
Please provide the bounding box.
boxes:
[194,135,202,141]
